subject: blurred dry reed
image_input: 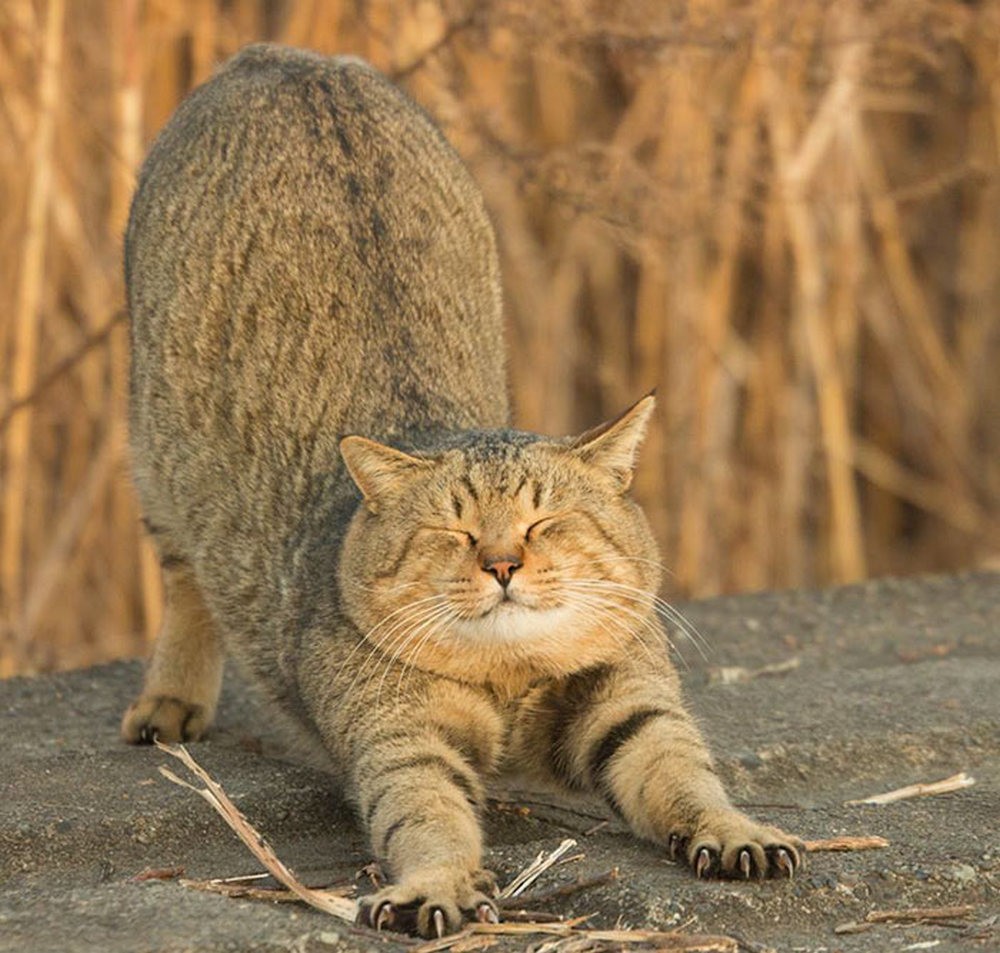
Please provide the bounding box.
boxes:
[1,0,998,676]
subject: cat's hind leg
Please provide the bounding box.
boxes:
[121,555,224,744]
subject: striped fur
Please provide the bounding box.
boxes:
[122,45,801,940]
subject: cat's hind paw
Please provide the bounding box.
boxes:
[121,694,209,744]
[357,867,498,938]
[683,809,804,880]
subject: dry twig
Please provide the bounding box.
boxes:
[181,877,353,904]
[155,742,356,921]
[467,923,737,950]
[132,865,184,882]
[836,905,976,934]
[707,657,800,685]
[804,835,889,852]
[845,772,975,806]
[865,905,975,924]
[508,868,620,908]
[499,838,580,899]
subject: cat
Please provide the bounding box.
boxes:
[121,43,803,939]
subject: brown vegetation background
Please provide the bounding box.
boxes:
[1,0,999,677]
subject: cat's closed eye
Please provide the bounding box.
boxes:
[525,516,558,541]
[423,526,478,545]
[525,510,576,541]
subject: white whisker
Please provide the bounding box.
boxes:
[557,578,710,663]
[373,602,457,713]
[338,596,451,696]
[554,588,671,670]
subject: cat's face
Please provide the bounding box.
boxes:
[338,397,661,689]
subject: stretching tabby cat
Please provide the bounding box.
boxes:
[122,44,803,938]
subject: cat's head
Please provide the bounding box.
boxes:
[338,396,661,690]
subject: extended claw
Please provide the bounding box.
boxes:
[776,848,795,879]
[374,902,393,931]
[476,903,499,924]
[668,833,681,860]
[739,849,752,880]
[433,908,446,939]
[695,847,713,879]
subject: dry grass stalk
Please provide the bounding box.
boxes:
[0,0,65,660]
[803,835,889,852]
[508,868,619,908]
[492,909,565,924]
[498,838,580,899]
[105,0,145,641]
[181,876,354,904]
[155,741,357,921]
[0,311,125,430]
[832,921,874,936]
[418,937,498,953]
[460,923,738,951]
[845,772,976,806]
[21,434,116,634]
[758,4,868,584]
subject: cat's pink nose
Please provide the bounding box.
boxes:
[481,554,522,588]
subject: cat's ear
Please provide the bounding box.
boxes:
[569,393,655,491]
[339,436,433,512]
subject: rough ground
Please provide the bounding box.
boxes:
[2,572,998,953]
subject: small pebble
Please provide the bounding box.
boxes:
[942,863,977,883]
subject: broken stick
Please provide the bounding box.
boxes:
[865,904,975,924]
[707,657,800,685]
[845,772,975,806]
[498,838,579,899]
[155,741,357,921]
[804,835,889,852]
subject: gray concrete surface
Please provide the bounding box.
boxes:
[2,571,998,952]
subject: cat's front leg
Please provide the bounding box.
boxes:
[344,686,503,937]
[596,707,803,880]
[524,663,804,880]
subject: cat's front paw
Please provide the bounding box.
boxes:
[121,694,209,744]
[678,809,804,880]
[357,866,498,938]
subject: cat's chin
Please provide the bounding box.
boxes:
[448,602,580,646]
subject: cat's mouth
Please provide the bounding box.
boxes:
[479,583,545,616]
[476,593,529,617]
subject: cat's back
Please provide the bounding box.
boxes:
[127,43,507,468]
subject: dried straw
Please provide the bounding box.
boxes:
[1,0,65,669]
[1,0,998,675]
